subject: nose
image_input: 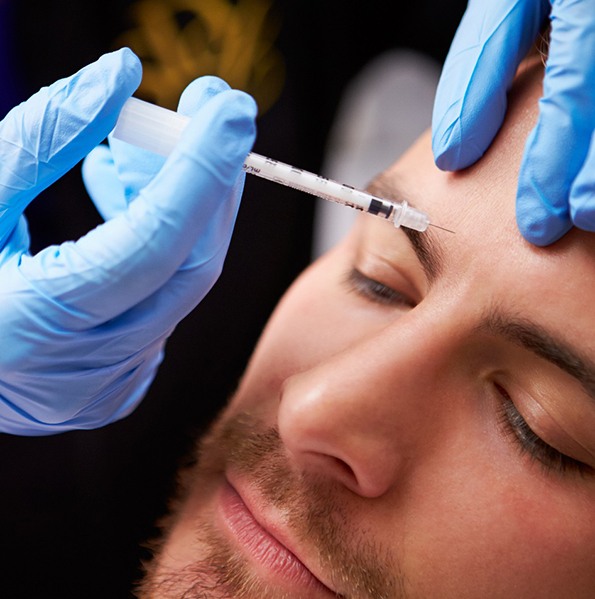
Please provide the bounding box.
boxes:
[277,316,449,498]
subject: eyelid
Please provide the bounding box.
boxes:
[358,219,429,298]
[493,382,593,477]
[345,268,416,308]
[520,394,595,466]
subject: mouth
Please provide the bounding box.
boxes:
[218,478,338,596]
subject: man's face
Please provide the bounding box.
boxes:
[139,63,595,598]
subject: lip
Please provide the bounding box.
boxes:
[218,478,337,596]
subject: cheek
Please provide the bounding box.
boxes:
[401,444,595,595]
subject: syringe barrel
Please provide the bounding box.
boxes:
[244,153,375,212]
[112,97,188,156]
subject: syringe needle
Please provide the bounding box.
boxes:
[428,223,455,234]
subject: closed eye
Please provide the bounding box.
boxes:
[344,268,415,308]
[494,383,593,478]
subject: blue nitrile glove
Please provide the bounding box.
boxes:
[432,0,595,246]
[0,50,257,435]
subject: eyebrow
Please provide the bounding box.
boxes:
[366,177,444,282]
[480,311,595,401]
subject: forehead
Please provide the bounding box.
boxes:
[369,63,595,345]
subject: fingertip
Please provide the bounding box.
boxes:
[516,216,565,246]
[91,48,142,100]
[431,113,488,171]
[432,134,455,171]
[432,135,464,172]
[178,76,232,116]
[432,136,482,172]
[112,47,143,90]
[228,89,259,123]
[516,187,572,246]
[116,46,141,66]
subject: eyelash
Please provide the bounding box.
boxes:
[345,268,415,307]
[494,383,592,477]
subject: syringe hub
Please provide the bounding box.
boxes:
[392,201,430,232]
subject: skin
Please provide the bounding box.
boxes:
[137,59,595,598]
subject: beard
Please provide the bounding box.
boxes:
[135,408,405,599]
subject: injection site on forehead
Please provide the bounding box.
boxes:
[365,175,445,282]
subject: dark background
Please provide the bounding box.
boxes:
[0,1,466,596]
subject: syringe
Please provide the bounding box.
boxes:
[112,97,432,232]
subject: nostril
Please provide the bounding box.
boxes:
[298,450,358,489]
[331,455,357,482]
[322,454,361,493]
[329,456,386,497]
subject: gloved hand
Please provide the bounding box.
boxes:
[432,0,595,246]
[0,49,257,435]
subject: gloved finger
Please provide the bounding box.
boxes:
[81,144,128,220]
[83,78,234,219]
[17,88,257,329]
[0,48,141,247]
[432,0,549,171]
[106,76,232,203]
[516,0,595,245]
[569,128,595,231]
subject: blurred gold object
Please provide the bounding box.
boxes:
[116,0,285,113]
